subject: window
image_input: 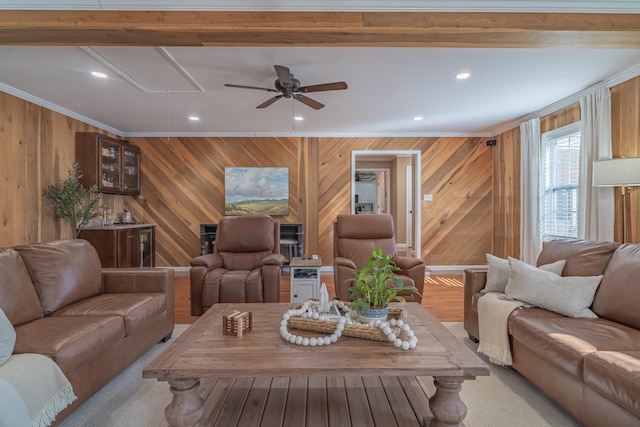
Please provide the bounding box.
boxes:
[540,123,581,241]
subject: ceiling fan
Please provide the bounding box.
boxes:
[224,65,347,110]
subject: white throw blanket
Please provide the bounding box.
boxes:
[0,353,76,427]
[477,292,525,366]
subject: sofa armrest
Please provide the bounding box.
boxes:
[102,268,175,295]
[463,267,488,341]
[393,256,425,303]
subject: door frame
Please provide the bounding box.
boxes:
[351,150,421,258]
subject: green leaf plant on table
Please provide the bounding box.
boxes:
[348,247,421,323]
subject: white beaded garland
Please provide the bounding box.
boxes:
[280,299,417,351]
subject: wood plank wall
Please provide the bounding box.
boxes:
[127,136,300,267]
[2,76,639,257]
[0,92,119,247]
[611,76,640,243]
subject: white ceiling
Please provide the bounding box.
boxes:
[1,1,640,137]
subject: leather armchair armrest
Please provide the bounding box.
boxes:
[334,256,356,270]
[263,253,286,266]
[393,256,425,303]
[392,255,424,271]
[261,263,283,302]
[333,257,357,301]
[190,253,223,269]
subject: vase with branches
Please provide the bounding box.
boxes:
[43,163,103,238]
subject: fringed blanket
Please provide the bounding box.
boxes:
[0,353,76,427]
[477,292,525,366]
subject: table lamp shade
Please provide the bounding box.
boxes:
[593,158,640,187]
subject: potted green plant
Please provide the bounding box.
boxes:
[348,247,421,323]
[43,163,103,238]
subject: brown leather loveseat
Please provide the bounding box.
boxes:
[464,239,640,426]
[0,238,174,424]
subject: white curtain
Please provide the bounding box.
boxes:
[520,118,542,264]
[578,88,614,241]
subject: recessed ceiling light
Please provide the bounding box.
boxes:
[456,72,471,80]
[294,116,304,121]
[188,116,200,121]
[91,71,107,79]
[413,116,424,121]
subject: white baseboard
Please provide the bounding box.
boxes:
[426,265,486,274]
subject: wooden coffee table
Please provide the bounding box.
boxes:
[144,302,489,427]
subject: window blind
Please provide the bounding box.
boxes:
[541,125,581,241]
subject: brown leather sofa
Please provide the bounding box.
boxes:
[190,214,286,315]
[333,214,425,303]
[464,239,640,427]
[0,238,174,424]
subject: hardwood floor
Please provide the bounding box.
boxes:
[174,271,464,325]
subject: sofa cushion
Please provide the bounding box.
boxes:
[0,308,15,366]
[15,239,102,315]
[584,351,640,418]
[505,257,601,318]
[53,293,167,337]
[592,243,640,329]
[485,254,565,293]
[13,315,124,374]
[509,314,640,378]
[0,248,43,326]
[536,238,619,277]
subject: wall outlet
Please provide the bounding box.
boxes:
[423,194,433,201]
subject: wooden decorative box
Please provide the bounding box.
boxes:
[223,310,252,337]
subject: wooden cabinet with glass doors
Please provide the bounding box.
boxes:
[75,132,140,195]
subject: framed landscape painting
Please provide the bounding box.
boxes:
[225,167,289,216]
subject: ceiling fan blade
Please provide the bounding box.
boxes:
[274,65,293,88]
[294,94,324,110]
[256,95,283,109]
[224,83,278,92]
[299,82,348,93]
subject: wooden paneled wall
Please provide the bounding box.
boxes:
[491,129,521,259]
[127,136,300,267]
[0,92,117,247]
[611,76,640,243]
[318,137,493,266]
[3,75,639,260]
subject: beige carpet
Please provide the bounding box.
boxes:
[57,323,584,427]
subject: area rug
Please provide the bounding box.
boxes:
[57,323,584,427]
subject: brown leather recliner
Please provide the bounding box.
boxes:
[190,214,286,315]
[333,214,425,303]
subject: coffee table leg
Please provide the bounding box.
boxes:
[423,376,467,427]
[165,378,204,427]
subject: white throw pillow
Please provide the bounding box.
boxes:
[0,308,16,366]
[505,257,602,318]
[484,254,566,293]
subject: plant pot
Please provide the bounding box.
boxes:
[359,306,390,324]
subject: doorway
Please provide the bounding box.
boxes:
[351,150,422,258]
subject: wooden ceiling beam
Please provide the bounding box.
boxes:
[0,11,639,48]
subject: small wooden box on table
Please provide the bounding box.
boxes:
[222,310,252,337]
